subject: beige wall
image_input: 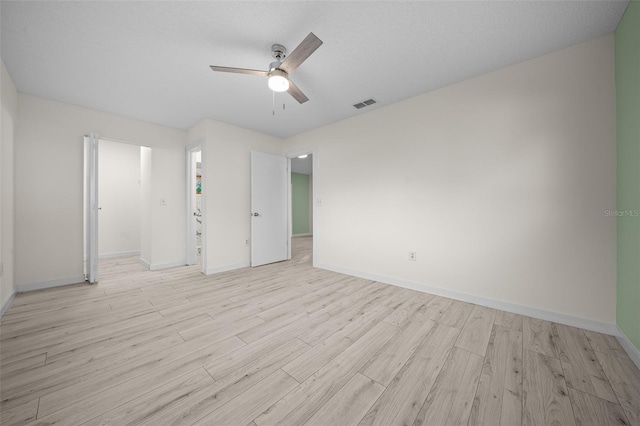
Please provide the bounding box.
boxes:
[285,35,616,324]
[15,94,187,288]
[188,119,282,273]
[1,59,18,312]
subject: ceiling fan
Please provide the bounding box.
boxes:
[210,32,323,104]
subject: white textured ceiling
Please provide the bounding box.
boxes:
[0,1,628,138]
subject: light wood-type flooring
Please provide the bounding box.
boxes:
[1,236,639,425]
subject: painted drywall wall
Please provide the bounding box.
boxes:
[98,140,141,258]
[187,118,282,273]
[149,146,186,269]
[140,146,152,266]
[285,35,616,324]
[292,172,310,235]
[15,94,187,288]
[1,59,18,313]
[615,2,640,350]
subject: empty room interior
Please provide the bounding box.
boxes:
[1,1,639,425]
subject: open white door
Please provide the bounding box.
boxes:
[84,134,99,283]
[251,151,288,267]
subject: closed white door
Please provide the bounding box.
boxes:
[84,134,99,283]
[251,151,288,267]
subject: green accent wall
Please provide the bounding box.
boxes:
[292,173,310,235]
[616,1,640,350]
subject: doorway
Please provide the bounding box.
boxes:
[83,136,151,283]
[290,152,314,265]
[186,143,206,273]
[248,150,316,268]
[98,139,147,279]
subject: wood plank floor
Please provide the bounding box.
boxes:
[1,236,638,425]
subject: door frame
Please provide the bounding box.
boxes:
[286,149,317,267]
[185,141,206,273]
[84,133,100,283]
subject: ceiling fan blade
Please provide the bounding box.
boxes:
[280,32,323,74]
[287,80,309,104]
[210,65,268,76]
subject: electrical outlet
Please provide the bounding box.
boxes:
[245,239,250,246]
[409,251,417,261]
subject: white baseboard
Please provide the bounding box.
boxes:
[316,263,619,336]
[17,275,87,292]
[292,233,312,237]
[616,327,640,370]
[0,291,16,317]
[139,258,150,270]
[206,261,250,275]
[99,250,140,259]
[149,260,186,271]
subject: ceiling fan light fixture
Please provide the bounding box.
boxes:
[210,32,322,103]
[268,69,289,92]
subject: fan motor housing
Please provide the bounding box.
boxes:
[271,44,287,61]
[269,61,282,72]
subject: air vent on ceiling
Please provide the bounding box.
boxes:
[353,98,378,109]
